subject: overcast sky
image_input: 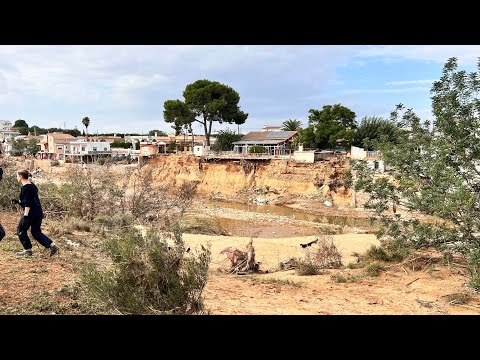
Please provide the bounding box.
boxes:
[0,45,478,135]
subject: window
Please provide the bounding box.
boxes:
[57,146,63,150]
[104,148,107,151]
[82,147,86,151]
[93,147,97,151]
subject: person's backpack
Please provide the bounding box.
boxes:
[0,223,5,241]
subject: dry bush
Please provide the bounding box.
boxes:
[94,213,134,231]
[36,166,119,221]
[311,235,343,268]
[441,292,471,305]
[292,236,342,276]
[80,226,211,314]
[330,273,362,283]
[36,166,199,230]
[0,161,24,210]
[47,217,92,236]
[295,255,323,276]
[118,167,199,224]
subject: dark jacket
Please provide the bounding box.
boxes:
[18,183,43,216]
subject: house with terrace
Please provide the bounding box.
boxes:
[232,131,298,155]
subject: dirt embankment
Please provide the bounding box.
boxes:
[146,155,352,206]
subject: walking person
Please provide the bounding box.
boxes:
[11,169,59,257]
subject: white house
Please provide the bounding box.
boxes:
[0,120,21,142]
[350,145,385,172]
[70,140,111,156]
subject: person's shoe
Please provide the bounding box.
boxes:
[49,243,59,257]
[16,249,33,257]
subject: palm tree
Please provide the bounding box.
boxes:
[282,119,302,131]
[82,116,90,141]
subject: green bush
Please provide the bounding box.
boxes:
[80,226,211,314]
[248,145,267,154]
[467,245,480,290]
[365,262,385,277]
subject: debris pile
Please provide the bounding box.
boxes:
[219,239,260,274]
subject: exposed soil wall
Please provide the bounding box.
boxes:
[146,155,352,205]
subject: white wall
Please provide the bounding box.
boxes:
[293,151,315,163]
[351,146,366,160]
[194,145,210,156]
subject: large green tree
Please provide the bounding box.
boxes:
[211,129,242,152]
[163,80,248,146]
[352,57,480,288]
[14,119,28,128]
[300,104,356,149]
[353,116,400,150]
[14,119,29,135]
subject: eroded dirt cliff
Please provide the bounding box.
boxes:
[147,155,352,206]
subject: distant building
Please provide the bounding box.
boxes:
[350,145,385,172]
[140,143,159,157]
[0,120,21,142]
[36,133,76,159]
[232,131,298,155]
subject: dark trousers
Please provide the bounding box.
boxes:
[17,215,53,250]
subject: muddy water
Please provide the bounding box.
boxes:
[205,200,373,228]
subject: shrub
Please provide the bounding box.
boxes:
[0,162,22,210]
[467,245,480,290]
[293,236,343,275]
[80,226,211,314]
[365,262,385,277]
[248,145,267,154]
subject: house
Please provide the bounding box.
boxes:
[232,131,298,155]
[69,139,112,162]
[155,134,217,153]
[350,145,385,172]
[0,120,21,142]
[36,133,77,159]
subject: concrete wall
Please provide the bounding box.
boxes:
[351,146,366,160]
[293,151,315,163]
